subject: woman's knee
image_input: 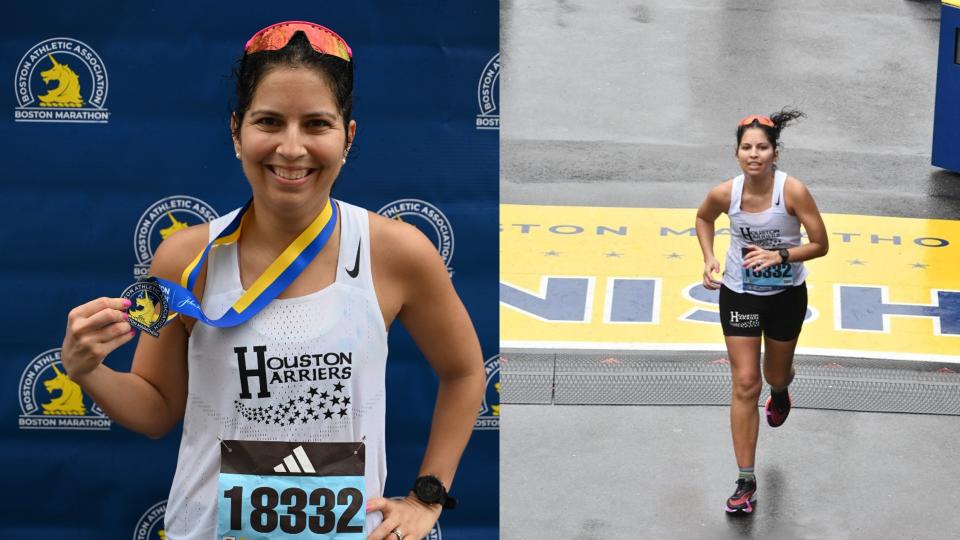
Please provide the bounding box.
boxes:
[731,373,762,401]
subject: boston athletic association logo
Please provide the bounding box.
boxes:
[134,195,218,278]
[377,199,455,277]
[14,37,110,123]
[475,354,500,431]
[475,53,499,130]
[18,348,110,430]
[132,500,166,540]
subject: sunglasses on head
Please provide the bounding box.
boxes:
[738,114,775,128]
[244,20,352,62]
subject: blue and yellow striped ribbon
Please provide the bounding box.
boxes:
[151,198,338,328]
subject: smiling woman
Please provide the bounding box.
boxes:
[59,21,485,540]
[233,65,355,222]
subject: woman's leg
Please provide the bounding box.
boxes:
[726,335,763,469]
[762,336,798,391]
[761,283,806,415]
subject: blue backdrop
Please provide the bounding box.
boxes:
[2,2,499,539]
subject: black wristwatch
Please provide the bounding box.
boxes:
[778,248,790,264]
[412,475,457,509]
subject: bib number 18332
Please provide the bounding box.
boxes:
[741,247,794,291]
[220,479,363,537]
[218,440,366,540]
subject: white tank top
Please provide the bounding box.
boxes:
[165,200,388,539]
[722,170,808,296]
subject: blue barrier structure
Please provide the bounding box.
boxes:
[2,2,498,539]
[933,1,960,172]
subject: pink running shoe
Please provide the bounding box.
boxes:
[724,478,757,514]
[765,392,792,428]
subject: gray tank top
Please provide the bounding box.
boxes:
[722,170,808,295]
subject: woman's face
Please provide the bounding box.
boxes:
[737,127,777,177]
[233,66,356,212]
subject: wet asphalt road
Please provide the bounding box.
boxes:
[500,0,960,217]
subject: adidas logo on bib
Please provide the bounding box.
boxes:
[273,445,317,474]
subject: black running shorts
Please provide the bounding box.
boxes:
[719,282,808,341]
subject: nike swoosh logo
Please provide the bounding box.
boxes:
[775,192,781,205]
[346,239,361,278]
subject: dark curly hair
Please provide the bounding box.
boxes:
[735,107,805,151]
[231,30,353,146]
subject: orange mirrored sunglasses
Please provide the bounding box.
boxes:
[244,20,352,62]
[738,114,775,128]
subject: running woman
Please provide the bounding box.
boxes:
[695,109,828,514]
[60,22,484,540]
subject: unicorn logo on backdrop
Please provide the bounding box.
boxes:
[42,364,85,415]
[474,354,500,430]
[18,348,111,430]
[132,500,166,540]
[14,37,110,122]
[159,212,190,239]
[39,54,84,107]
[134,196,218,278]
[475,52,499,130]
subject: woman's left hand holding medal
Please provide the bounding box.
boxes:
[365,495,441,540]
[61,297,135,380]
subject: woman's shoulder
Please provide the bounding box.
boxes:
[782,175,816,213]
[783,174,813,201]
[707,178,735,205]
[150,222,210,282]
[783,174,808,192]
[366,210,444,279]
[368,211,437,258]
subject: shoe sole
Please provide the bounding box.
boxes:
[765,396,790,428]
[724,496,756,514]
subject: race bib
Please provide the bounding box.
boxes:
[218,440,365,539]
[742,263,794,291]
[742,247,794,292]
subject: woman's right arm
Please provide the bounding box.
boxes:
[695,182,729,290]
[61,225,208,438]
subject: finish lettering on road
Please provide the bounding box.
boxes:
[501,205,960,362]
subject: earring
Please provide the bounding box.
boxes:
[235,151,240,159]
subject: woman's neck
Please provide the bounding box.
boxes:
[244,195,331,252]
[743,169,775,194]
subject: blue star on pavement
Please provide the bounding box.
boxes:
[544,250,560,256]
[848,259,866,266]
[911,262,928,269]
[665,252,683,259]
[605,251,622,258]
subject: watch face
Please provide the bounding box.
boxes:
[416,477,443,502]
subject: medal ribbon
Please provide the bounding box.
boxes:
[150,198,338,328]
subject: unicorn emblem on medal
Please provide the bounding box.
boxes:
[121,280,170,337]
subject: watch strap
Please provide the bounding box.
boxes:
[413,475,457,510]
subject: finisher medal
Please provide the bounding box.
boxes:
[120,279,170,337]
[120,198,338,338]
